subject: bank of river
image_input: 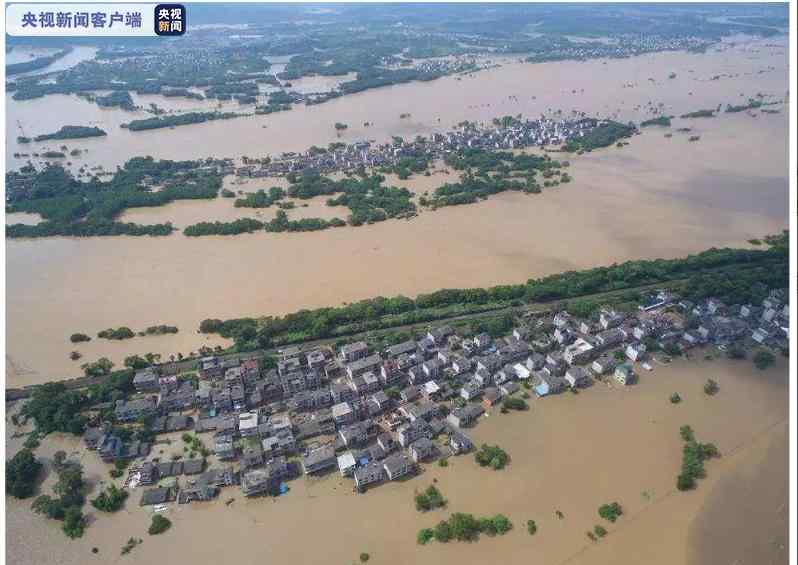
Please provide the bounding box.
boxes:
[5,354,788,565]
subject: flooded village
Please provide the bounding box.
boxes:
[47,287,788,518]
[4,4,792,565]
[233,115,601,178]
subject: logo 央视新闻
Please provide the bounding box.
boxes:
[154,4,185,36]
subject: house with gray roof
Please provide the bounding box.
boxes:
[354,460,385,490]
[409,437,437,462]
[133,368,159,393]
[383,452,413,481]
[347,354,382,379]
[446,404,484,428]
[114,397,157,422]
[340,341,369,363]
[140,487,175,506]
[387,340,417,358]
[302,444,337,475]
[449,430,473,454]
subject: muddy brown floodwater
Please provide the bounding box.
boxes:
[5,353,788,565]
[4,35,789,384]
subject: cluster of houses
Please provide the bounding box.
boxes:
[81,287,788,506]
[683,290,790,352]
[523,33,715,63]
[233,116,610,179]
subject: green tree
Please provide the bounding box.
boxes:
[753,350,775,370]
[54,464,85,508]
[417,528,434,545]
[91,484,129,512]
[124,355,149,370]
[148,515,172,535]
[492,514,513,534]
[703,379,719,395]
[6,449,42,499]
[726,345,746,360]
[62,506,85,539]
[448,513,482,541]
[598,502,623,522]
[475,444,509,470]
[32,494,66,519]
[527,520,537,535]
[434,520,452,542]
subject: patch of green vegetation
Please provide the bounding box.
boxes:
[98,327,135,340]
[264,210,347,233]
[32,460,87,538]
[563,121,636,152]
[501,397,528,411]
[123,111,247,131]
[96,91,135,111]
[680,109,715,118]
[417,528,434,545]
[34,126,107,142]
[420,512,513,545]
[640,116,672,127]
[234,187,285,208]
[725,99,763,113]
[121,537,142,555]
[703,379,719,395]
[474,444,509,470]
[6,157,223,238]
[148,515,172,535]
[598,502,623,522]
[183,218,264,236]
[753,350,775,370]
[91,484,129,512]
[676,425,719,491]
[6,449,43,499]
[140,325,178,336]
[430,149,558,207]
[415,485,447,512]
[6,48,73,76]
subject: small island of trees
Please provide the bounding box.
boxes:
[474,444,509,470]
[680,109,715,118]
[417,512,512,545]
[677,425,719,491]
[6,448,43,499]
[148,514,172,535]
[34,126,107,142]
[234,187,285,208]
[640,116,672,127]
[563,121,636,152]
[415,485,446,512]
[97,327,136,340]
[122,111,247,131]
